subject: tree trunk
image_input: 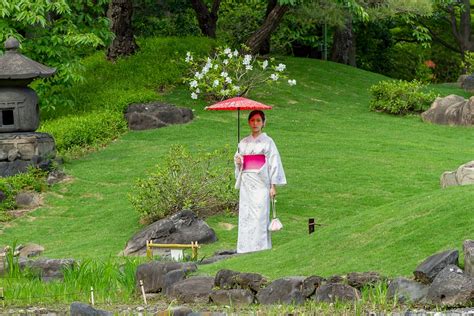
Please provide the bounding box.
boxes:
[330,17,356,67]
[259,0,278,55]
[190,0,221,38]
[245,4,289,55]
[450,0,473,53]
[107,0,137,61]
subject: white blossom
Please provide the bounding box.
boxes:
[194,72,203,79]
[185,52,193,63]
[243,54,252,66]
[225,77,232,84]
[245,65,253,71]
[288,79,297,86]
[276,63,286,72]
[233,50,239,57]
[196,88,201,93]
[189,80,198,88]
[223,48,232,55]
[233,85,241,91]
[223,59,229,65]
[228,53,233,59]
[270,73,279,81]
[213,79,220,87]
[214,64,219,70]
[262,60,268,70]
[191,92,198,99]
[220,71,228,78]
[202,61,212,73]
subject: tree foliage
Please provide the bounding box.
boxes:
[0,0,113,111]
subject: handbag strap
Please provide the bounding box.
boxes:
[271,198,277,219]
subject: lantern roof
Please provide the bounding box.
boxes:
[0,37,56,80]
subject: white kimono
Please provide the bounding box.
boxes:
[234,133,286,253]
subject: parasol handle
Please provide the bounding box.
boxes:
[237,107,240,151]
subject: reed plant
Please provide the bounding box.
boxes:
[0,255,143,306]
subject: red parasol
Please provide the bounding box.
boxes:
[205,97,272,145]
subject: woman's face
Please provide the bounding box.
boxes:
[248,114,264,134]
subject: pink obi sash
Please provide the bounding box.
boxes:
[243,154,266,170]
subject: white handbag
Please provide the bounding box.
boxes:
[268,198,283,232]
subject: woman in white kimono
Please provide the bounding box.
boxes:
[234,110,286,253]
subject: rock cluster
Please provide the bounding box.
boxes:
[388,244,474,306]
[128,241,473,309]
[441,160,474,188]
[421,94,473,126]
[122,210,217,256]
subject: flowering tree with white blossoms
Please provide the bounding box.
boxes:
[184,46,296,101]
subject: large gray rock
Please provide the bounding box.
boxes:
[464,240,474,277]
[168,276,214,303]
[123,210,217,256]
[314,283,361,303]
[302,275,325,298]
[15,191,42,209]
[70,302,111,316]
[256,277,305,305]
[421,94,474,126]
[16,243,44,258]
[326,275,345,284]
[214,269,267,293]
[135,261,197,293]
[441,161,474,188]
[426,265,474,306]
[19,258,75,281]
[163,269,186,295]
[347,271,382,290]
[414,250,459,284]
[210,289,254,306]
[125,102,193,131]
[387,277,429,304]
[233,272,267,293]
[214,269,239,289]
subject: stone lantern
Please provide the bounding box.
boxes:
[0,37,57,176]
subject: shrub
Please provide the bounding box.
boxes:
[369,80,437,115]
[0,168,48,221]
[39,110,128,154]
[129,145,237,224]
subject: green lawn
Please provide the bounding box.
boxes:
[1,56,473,280]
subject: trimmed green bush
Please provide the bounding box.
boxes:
[39,110,128,154]
[0,168,48,221]
[129,145,237,224]
[369,80,437,115]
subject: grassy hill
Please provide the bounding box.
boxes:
[0,49,472,280]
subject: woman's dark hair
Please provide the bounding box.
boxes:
[248,110,265,122]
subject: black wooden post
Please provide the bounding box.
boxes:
[308,218,315,234]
